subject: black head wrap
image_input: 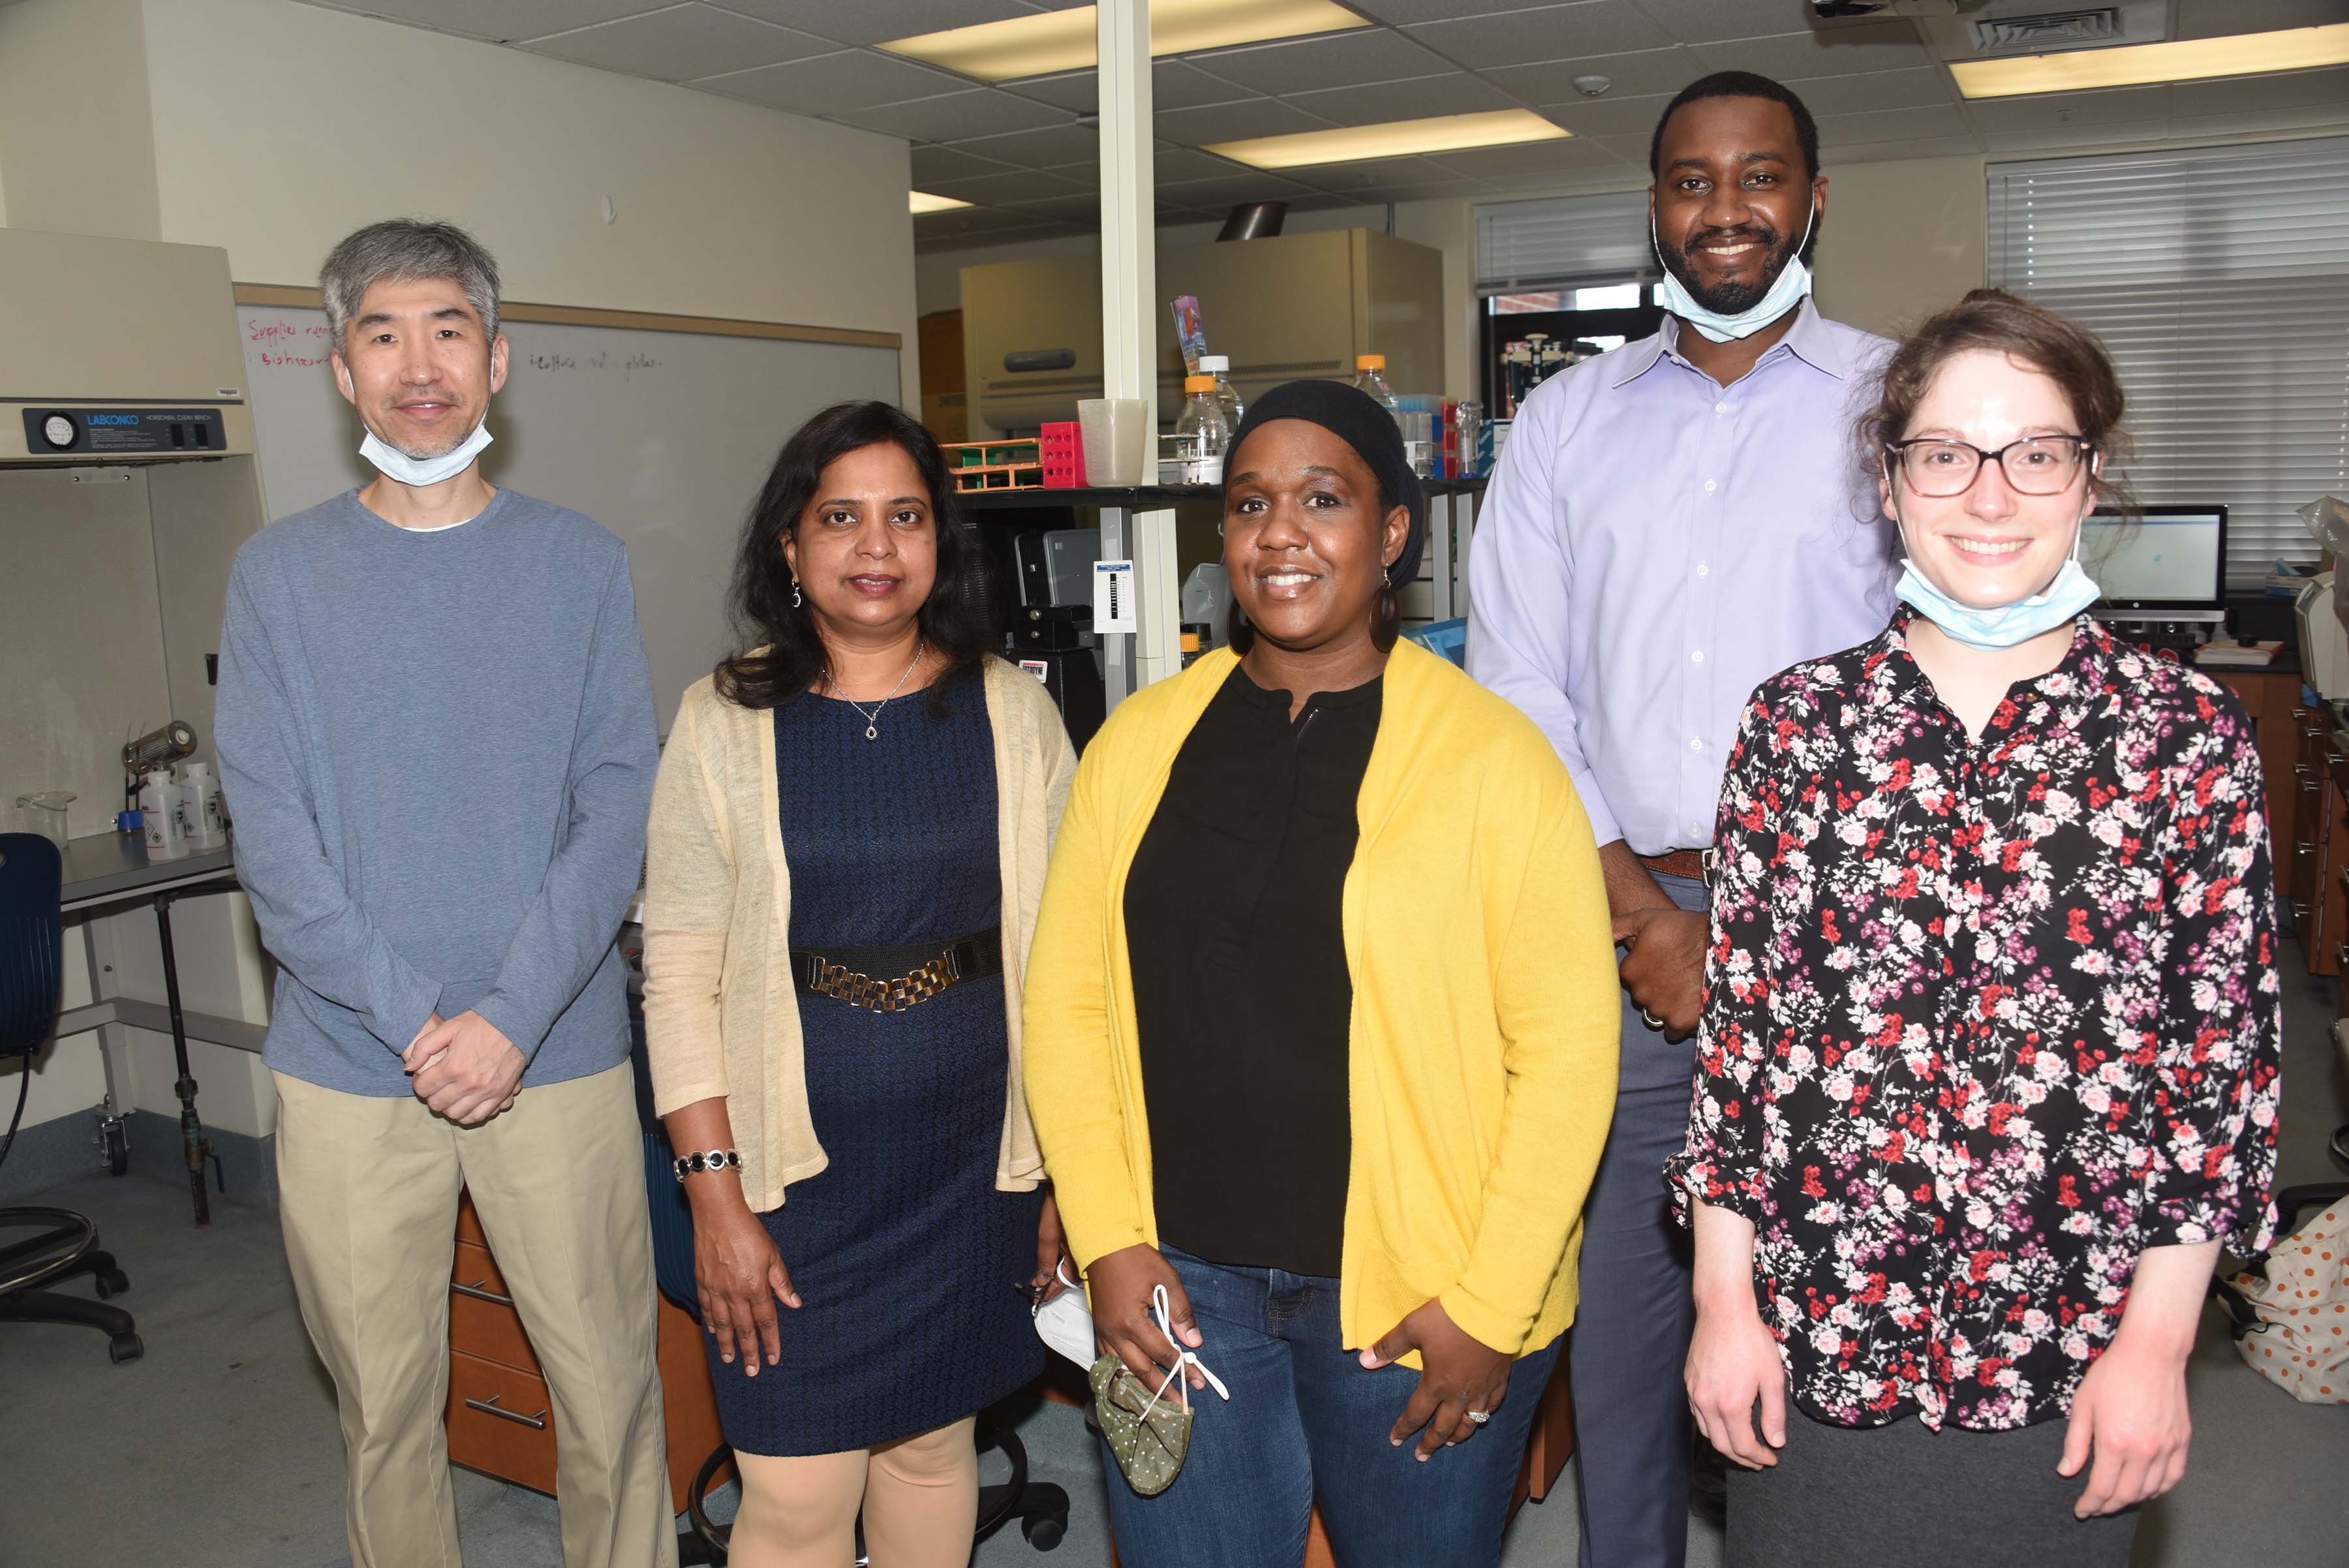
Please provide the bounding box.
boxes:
[1224,378,1425,588]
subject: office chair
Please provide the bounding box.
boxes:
[627,1021,1069,1562]
[0,833,142,1364]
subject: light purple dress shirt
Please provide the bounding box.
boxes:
[1467,300,1899,856]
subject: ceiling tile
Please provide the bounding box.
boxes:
[335,0,663,43]
[1404,2,1677,71]
[1042,159,1101,187]
[922,168,1093,205]
[1978,118,2172,152]
[1960,85,2170,134]
[1347,178,1509,202]
[1152,146,1256,181]
[1814,103,1972,146]
[1186,28,1455,95]
[1689,21,1937,80]
[1283,153,1469,189]
[1154,172,1327,208]
[1528,88,1676,136]
[947,121,1101,168]
[1481,44,1698,102]
[829,86,1075,141]
[1826,133,1992,165]
[2168,102,2349,136]
[1624,0,1830,46]
[914,208,1055,241]
[1154,96,1337,146]
[710,0,1036,48]
[1476,164,1642,192]
[2171,64,2349,116]
[1341,0,1565,22]
[692,47,968,112]
[2173,0,2349,40]
[911,143,1017,183]
[1003,191,1103,223]
[1004,61,1262,114]
[1591,130,1657,165]
[1431,134,1625,176]
[522,4,833,82]
[1781,66,1956,116]
[1280,71,1517,125]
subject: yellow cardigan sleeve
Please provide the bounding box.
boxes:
[1438,780,1621,1354]
[1021,742,1150,1273]
[641,690,735,1120]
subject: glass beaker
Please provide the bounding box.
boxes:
[16,791,74,850]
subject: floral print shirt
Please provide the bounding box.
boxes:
[1666,613,2281,1432]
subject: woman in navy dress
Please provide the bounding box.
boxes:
[643,401,1078,1567]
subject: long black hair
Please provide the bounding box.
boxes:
[713,400,996,711]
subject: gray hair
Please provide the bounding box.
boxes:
[320,219,502,351]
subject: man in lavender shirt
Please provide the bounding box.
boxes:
[1467,73,1896,1568]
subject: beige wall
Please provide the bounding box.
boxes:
[1813,155,1989,340]
[0,0,162,243]
[134,0,919,403]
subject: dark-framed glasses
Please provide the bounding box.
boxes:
[1884,435,2095,497]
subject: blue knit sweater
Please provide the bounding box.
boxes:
[215,487,656,1096]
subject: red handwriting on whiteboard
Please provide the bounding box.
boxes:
[248,317,335,367]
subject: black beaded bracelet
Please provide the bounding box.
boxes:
[671,1148,742,1182]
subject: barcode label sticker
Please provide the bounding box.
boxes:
[1094,559,1138,633]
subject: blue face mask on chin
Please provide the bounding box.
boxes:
[1652,199,1817,344]
[1892,508,2100,651]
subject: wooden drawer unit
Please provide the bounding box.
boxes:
[448,1349,559,1494]
[2211,671,2301,867]
[2321,751,2349,979]
[446,1190,734,1510]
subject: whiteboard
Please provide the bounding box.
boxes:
[237,302,900,731]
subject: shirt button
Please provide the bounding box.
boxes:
[1703,479,1717,493]
[1696,562,1710,577]
[1691,650,1705,664]
[1691,822,1706,836]
[1715,401,1728,415]
[1689,737,1703,751]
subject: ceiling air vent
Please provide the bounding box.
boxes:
[1969,7,2123,55]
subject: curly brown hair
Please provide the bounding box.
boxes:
[1860,288,2136,519]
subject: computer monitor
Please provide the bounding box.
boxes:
[2080,506,2227,614]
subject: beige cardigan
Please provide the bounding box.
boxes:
[642,654,1078,1212]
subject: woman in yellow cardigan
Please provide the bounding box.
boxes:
[1022,380,1621,1567]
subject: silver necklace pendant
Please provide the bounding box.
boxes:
[865,724,878,741]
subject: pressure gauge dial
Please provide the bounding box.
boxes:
[40,412,77,449]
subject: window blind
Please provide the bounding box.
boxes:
[1475,188,1661,296]
[1986,136,2349,587]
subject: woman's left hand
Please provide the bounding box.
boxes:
[1032,1190,1075,1304]
[2058,1333,2193,1518]
[1360,1299,1513,1460]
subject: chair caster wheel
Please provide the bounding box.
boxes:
[109,1333,144,1364]
[95,1268,130,1299]
[1022,1514,1066,1550]
[102,1121,130,1176]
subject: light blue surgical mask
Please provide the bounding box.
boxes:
[1892,505,2098,651]
[341,362,495,487]
[1651,198,1816,344]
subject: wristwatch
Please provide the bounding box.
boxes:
[671,1148,742,1182]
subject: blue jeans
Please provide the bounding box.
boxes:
[1100,1245,1562,1568]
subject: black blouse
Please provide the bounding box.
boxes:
[1667,613,2282,1432]
[1124,666,1383,1279]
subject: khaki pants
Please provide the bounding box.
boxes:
[275,1060,679,1568]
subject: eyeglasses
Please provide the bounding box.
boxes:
[1882,435,2095,498]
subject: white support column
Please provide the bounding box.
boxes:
[1097,0,1158,707]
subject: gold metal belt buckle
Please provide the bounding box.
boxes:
[807,947,960,1013]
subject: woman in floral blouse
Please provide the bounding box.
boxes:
[1668,289,2281,1568]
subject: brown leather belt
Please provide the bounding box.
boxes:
[1638,849,1710,885]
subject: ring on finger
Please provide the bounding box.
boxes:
[1640,1008,1663,1030]
[1466,1409,1492,1424]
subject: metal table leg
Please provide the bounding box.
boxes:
[151,878,239,1229]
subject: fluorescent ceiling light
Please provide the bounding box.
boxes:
[1207,110,1569,171]
[910,191,973,213]
[879,0,1366,84]
[1951,22,2349,97]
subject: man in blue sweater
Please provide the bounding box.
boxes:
[215,219,675,1568]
